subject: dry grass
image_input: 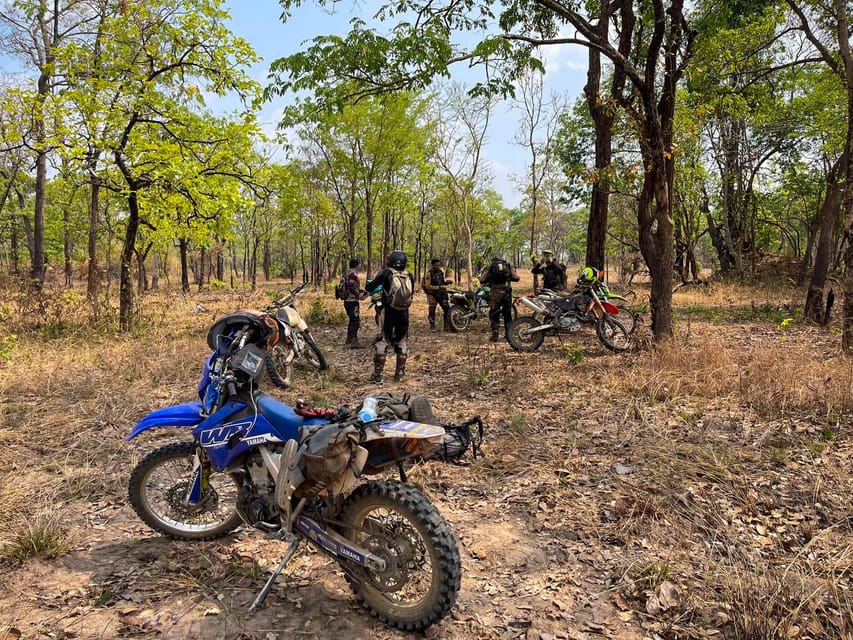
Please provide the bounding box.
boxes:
[0,277,851,639]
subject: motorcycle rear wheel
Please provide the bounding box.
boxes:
[448,304,471,332]
[596,314,631,352]
[506,316,545,352]
[340,480,461,631]
[128,442,242,540]
[265,344,295,389]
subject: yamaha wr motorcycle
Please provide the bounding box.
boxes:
[126,311,461,630]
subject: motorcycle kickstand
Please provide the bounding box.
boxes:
[248,534,300,611]
[397,461,407,483]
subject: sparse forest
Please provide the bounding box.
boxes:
[1,1,852,639]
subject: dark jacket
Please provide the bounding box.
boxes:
[344,268,362,301]
[532,261,566,291]
[423,267,450,297]
[480,259,519,289]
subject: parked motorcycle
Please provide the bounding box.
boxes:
[448,284,517,332]
[507,286,631,352]
[594,283,639,335]
[126,312,461,630]
[263,283,327,389]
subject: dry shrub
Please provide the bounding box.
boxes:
[628,334,853,416]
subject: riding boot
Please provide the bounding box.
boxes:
[344,326,355,345]
[393,353,408,382]
[369,354,386,383]
[490,322,499,342]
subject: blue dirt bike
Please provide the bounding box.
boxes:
[126,309,461,631]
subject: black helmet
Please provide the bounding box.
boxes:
[387,250,407,270]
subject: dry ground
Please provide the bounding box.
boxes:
[0,273,851,640]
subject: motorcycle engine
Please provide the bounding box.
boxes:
[235,452,280,531]
[558,315,581,331]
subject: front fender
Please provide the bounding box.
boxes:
[126,401,204,441]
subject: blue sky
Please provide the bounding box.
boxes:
[224,0,589,208]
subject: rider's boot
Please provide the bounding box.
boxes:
[369,354,386,383]
[393,353,408,382]
[489,321,499,342]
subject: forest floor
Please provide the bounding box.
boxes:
[0,272,851,640]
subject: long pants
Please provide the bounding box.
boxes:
[374,308,409,355]
[344,300,360,342]
[489,286,513,333]
[427,294,451,328]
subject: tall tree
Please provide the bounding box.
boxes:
[269,0,696,341]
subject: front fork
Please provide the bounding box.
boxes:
[184,444,210,506]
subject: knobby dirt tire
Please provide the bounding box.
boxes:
[128,442,242,540]
[340,480,461,631]
[301,334,328,370]
[609,300,638,335]
[596,314,631,352]
[506,316,545,352]
[265,344,295,389]
[448,304,471,332]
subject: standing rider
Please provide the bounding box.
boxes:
[365,250,415,383]
[423,258,454,332]
[343,258,366,348]
[531,250,566,293]
[479,256,519,342]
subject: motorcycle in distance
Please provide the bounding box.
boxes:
[448,283,517,332]
[126,311,462,631]
[593,282,640,335]
[507,285,632,353]
[262,283,328,389]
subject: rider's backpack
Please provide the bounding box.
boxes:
[488,259,512,285]
[387,270,413,310]
[334,276,347,300]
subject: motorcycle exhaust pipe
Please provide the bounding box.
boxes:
[518,297,548,314]
[522,323,555,334]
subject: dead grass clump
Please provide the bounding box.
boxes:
[629,334,853,417]
[0,511,71,565]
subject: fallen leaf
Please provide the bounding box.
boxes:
[658,581,679,609]
[203,607,221,616]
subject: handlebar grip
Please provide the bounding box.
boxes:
[227,382,237,397]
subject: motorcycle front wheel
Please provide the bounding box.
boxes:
[596,314,632,352]
[609,299,638,335]
[506,316,545,352]
[448,304,471,332]
[298,332,328,370]
[265,344,295,389]
[340,480,461,631]
[128,442,242,540]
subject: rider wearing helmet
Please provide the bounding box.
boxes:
[531,250,567,292]
[479,256,519,342]
[364,250,416,383]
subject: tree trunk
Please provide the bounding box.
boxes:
[805,154,843,323]
[151,252,160,290]
[119,189,140,331]
[87,176,100,311]
[179,239,190,293]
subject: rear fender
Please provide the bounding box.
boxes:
[361,420,446,472]
[126,402,203,441]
